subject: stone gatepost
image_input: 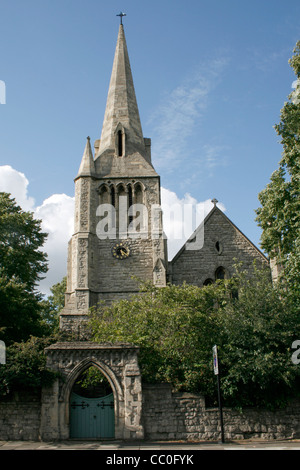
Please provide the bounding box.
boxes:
[40,342,144,441]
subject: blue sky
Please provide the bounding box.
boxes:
[1,0,300,294]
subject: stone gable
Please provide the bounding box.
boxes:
[169,206,268,286]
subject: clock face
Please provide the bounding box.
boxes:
[111,242,130,260]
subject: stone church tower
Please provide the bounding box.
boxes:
[60,22,269,336]
[60,24,167,334]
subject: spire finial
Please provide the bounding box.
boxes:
[211,198,218,207]
[116,11,126,25]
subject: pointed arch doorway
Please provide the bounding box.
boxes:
[70,366,115,439]
[41,342,144,441]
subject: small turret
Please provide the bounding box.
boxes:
[76,136,95,179]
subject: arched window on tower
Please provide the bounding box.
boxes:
[99,186,109,205]
[117,184,126,235]
[118,130,123,156]
[128,185,133,225]
[111,186,115,208]
[97,184,116,235]
[134,183,144,233]
[134,183,143,205]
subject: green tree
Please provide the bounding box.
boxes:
[0,192,48,290]
[0,276,45,344]
[256,41,300,295]
[0,335,60,397]
[0,193,48,344]
[219,266,300,409]
[40,277,67,333]
[89,281,224,395]
[88,268,300,408]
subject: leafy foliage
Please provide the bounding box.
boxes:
[89,267,300,408]
[39,277,67,333]
[0,336,60,397]
[72,367,113,398]
[219,267,300,409]
[0,193,48,344]
[0,275,46,344]
[0,192,48,290]
[255,41,300,296]
[89,281,224,396]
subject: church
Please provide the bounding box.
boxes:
[59,22,268,335]
[2,17,299,445]
[20,20,300,445]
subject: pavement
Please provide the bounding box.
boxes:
[0,438,300,450]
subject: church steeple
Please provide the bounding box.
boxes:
[60,18,166,336]
[96,24,146,159]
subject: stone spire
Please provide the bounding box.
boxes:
[76,136,95,178]
[96,24,146,158]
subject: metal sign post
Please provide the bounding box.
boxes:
[212,345,225,443]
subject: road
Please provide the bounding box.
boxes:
[0,439,299,450]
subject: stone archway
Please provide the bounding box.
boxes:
[69,363,115,439]
[40,342,144,441]
[64,358,121,439]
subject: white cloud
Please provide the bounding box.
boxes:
[161,187,226,260]
[0,165,74,296]
[35,194,74,296]
[202,144,230,173]
[291,78,300,104]
[0,165,226,294]
[292,79,299,89]
[0,165,35,211]
[149,57,229,172]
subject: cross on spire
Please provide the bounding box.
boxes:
[116,12,126,25]
[97,14,147,159]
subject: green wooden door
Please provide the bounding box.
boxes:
[70,392,115,438]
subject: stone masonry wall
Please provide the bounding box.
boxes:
[0,391,41,441]
[142,384,300,441]
[0,384,299,441]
